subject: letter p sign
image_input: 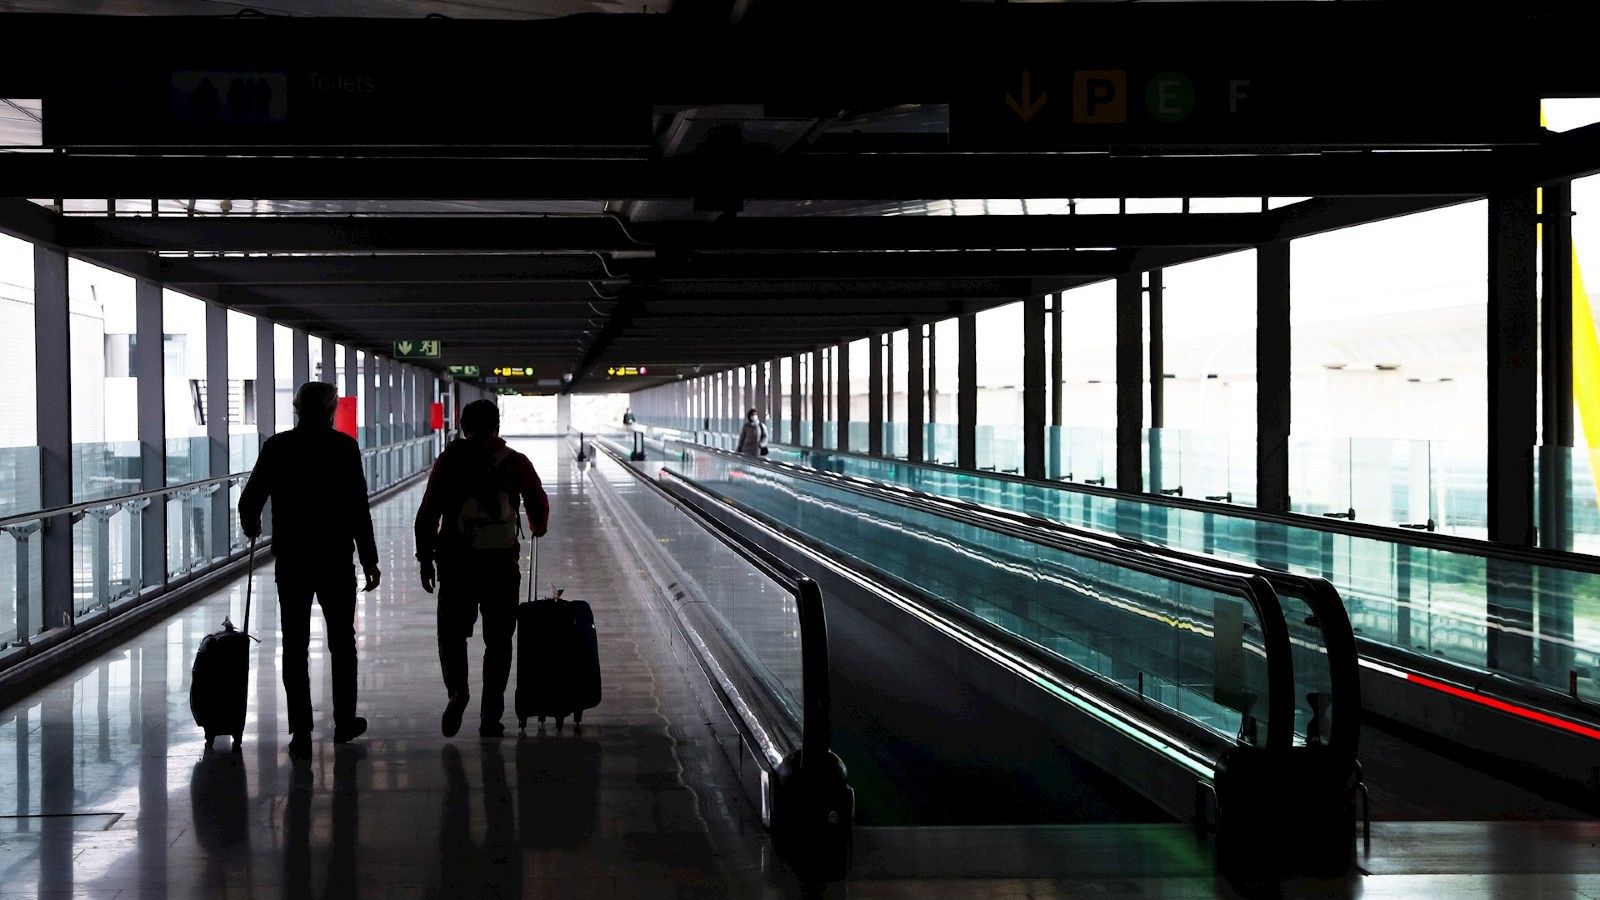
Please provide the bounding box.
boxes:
[1073,70,1127,124]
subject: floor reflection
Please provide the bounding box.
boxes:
[518,728,603,850]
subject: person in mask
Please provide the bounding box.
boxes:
[735,407,768,457]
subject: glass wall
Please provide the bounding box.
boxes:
[1055,282,1117,484]
[1149,250,1257,505]
[928,318,959,465]
[162,290,210,577]
[0,233,39,648]
[1290,202,1488,537]
[273,324,294,432]
[846,338,869,452]
[227,309,258,473]
[974,302,1024,474]
[67,260,141,502]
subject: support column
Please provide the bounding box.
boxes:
[291,330,310,395]
[1257,242,1292,514]
[1147,270,1166,494]
[958,312,977,470]
[1538,181,1576,683]
[1050,293,1065,478]
[868,334,884,456]
[811,350,825,448]
[256,317,276,442]
[205,302,230,559]
[1487,189,1539,678]
[342,345,357,406]
[556,392,571,435]
[135,280,166,587]
[34,247,72,630]
[756,362,769,424]
[908,323,925,463]
[318,337,334,385]
[837,343,851,452]
[1115,273,1143,493]
[1024,296,1046,480]
[790,356,803,445]
[364,353,378,449]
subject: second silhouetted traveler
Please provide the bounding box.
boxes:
[414,399,550,739]
[239,381,380,761]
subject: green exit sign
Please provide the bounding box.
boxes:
[447,365,480,379]
[394,339,441,360]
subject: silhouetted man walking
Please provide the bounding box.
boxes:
[415,399,549,739]
[240,381,380,761]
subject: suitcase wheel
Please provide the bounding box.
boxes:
[203,730,215,748]
[232,732,243,750]
[573,710,583,725]
[519,717,527,730]
[556,715,566,731]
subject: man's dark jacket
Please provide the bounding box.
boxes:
[238,422,378,570]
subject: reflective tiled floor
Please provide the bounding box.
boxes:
[0,439,1597,899]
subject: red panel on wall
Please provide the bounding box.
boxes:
[431,402,445,431]
[335,396,358,439]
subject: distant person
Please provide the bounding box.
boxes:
[239,381,380,761]
[415,400,550,739]
[621,409,635,426]
[736,408,768,457]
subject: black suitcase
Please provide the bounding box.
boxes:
[190,540,258,749]
[515,540,602,730]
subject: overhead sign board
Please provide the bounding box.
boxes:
[491,366,535,378]
[446,365,480,379]
[393,339,441,360]
[606,366,650,377]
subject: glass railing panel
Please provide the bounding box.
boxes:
[165,436,211,487]
[976,424,1023,475]
[72,441,143,504]
[593,453,804,723]
[672,450,1274,745]
[72,502,140,617]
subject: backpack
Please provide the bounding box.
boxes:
[455,447,521,551]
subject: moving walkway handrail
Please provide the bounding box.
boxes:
[588,437,836,773]
[720,433,1600,577]
[742,449,1362,766]
[670,440,1298,754]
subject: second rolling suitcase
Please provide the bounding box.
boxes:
[190,538,258,749]
[515,539,602,730]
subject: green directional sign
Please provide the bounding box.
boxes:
[393,339,441,360]
[447,365,481,379]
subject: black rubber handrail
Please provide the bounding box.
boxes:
[736,437,1600,577]
[586,438,835,773]
[672,440,1297,754]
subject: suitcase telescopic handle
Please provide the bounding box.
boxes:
[529,535,538,604]
[241,537,260,643]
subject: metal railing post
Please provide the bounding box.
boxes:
[3,524,39,647]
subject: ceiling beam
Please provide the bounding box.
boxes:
[159,254,621,285]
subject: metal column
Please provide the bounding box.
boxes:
[342,345,357,405]
[1050,293,1065,478]
[135,279,166,588]
[291,330,310,396]
[34,246,72,631]
[1147,270,1165,494]
[908,324,925,463]
[319,337,336,385]
[256,316,277,441]
[1540,181,1575,550]
[811,351,825,448]
[1115,273,1143,493]
[837,343,851,452]
[556,393,572,434]
[364,351,378,449]
[790,356,803,445]
[1487,190,1539,677]
[205,302,230,561]
[1257,242,1292,514]
[1024,296,1046,480]
[958,312,977,470]
[868,334,884,456]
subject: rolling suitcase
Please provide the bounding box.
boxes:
[515,538,602,730]
[190,538,258,750]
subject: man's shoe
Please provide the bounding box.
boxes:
[442,692,469,738]
[288,732,312,761]
[333,717,368,744]
[479,721,505,739]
